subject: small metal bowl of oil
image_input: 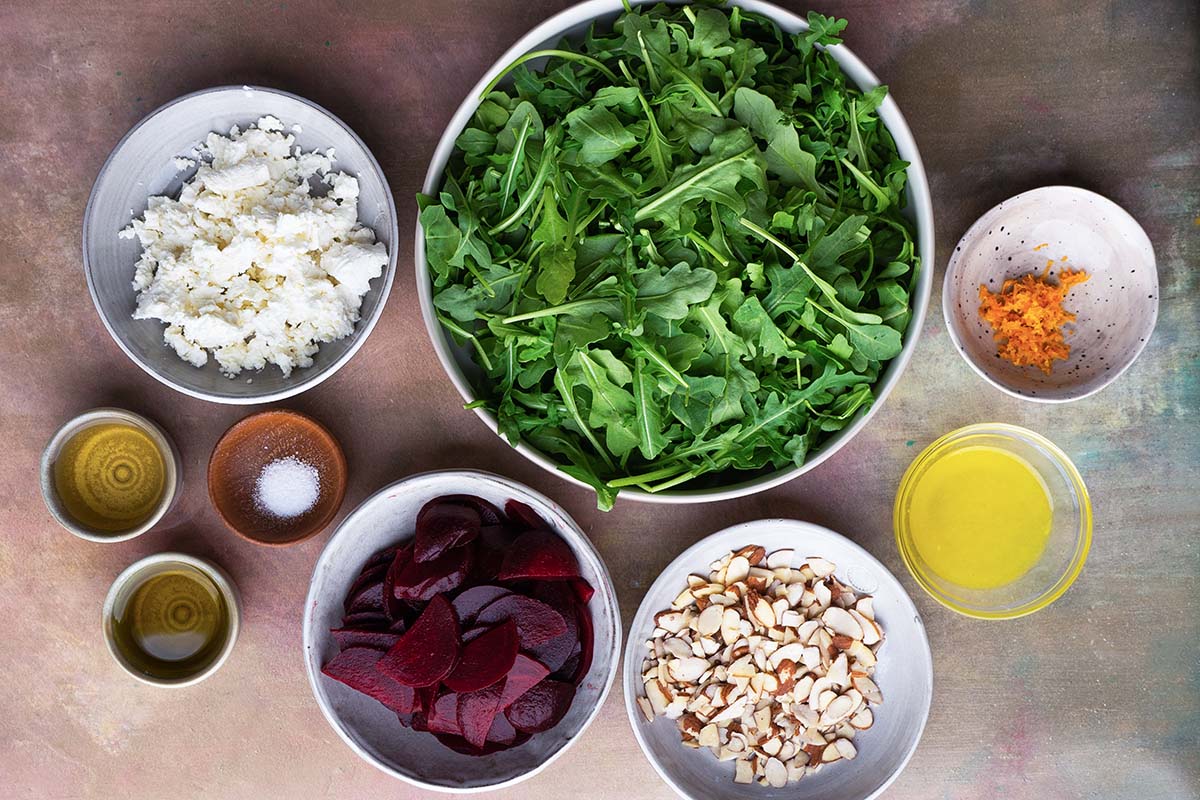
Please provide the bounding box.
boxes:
[102,552,241,687]
[40,408,181,542]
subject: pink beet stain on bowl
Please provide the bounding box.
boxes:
[208,410,347,546]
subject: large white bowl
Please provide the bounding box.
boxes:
[415,0,934,504]
[302,470,621,793]
[623,519,933,800]
[84,85,399,404]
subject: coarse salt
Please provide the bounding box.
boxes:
[255,456,320,519]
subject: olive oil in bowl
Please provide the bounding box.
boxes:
[104,555,240,686]
[41,409,179,543]
[53,422,165,532]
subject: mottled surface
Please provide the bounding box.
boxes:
[0,1,1196,799]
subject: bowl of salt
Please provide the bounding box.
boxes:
[208,409,347,546]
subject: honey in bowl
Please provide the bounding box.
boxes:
[905,445,1052,589]
[52,422,165,532]
[110,565,230,681]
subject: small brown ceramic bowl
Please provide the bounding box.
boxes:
[208,410,347,546]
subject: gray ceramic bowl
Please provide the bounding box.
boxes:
[415,0,934,505]
[302,470,621,793]
[83,85,398,404]
[624,519,932,800]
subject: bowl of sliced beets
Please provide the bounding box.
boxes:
[302,470,620,792]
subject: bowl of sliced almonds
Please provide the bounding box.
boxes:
[623,520,932,800]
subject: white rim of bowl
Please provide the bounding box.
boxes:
[82,84,400,405]
[622,518,934,800]
[415,0,935,504]
[39,407,181,543]
[942,185,1159,403]
[301,468,622,793]
[101,552,242,687]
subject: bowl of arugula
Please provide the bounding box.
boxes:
[417,0,934,510]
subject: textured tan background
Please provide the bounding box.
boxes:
[1,1,1197,798]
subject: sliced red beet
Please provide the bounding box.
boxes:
[462,625,491,644]
[571,577,595,605]
[393,543,473,602]
[457,681,505,749]
[425,689,462,736]
[382,544,413,620]
[440,494,505,526]
[504,679,574,733]
[504,499,550,531]
[343,563,388,612]
[444,619,518,693]
[572,603,594,686]
[330,627,403,651]
[470,525,515,583]
[452,585,512,625]
[475,594,565,649]
[526,583,579,673]
[365,545,399,571]
[341,611,390,629]
[376,595,460,688]
[346,579,386,615]
[415,499,482,563]
[498,529,581,582]
[321,647,418,714]
[498,653,550,709]
[554,641,583,684]
[486,711,520,746]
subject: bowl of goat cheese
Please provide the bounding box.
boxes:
[83,85,398,404]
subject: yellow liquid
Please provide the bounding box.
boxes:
[53,422,165,532]
[111,567,229,681]
[907,445,1052,589]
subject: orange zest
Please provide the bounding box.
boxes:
[977,267,1090,375]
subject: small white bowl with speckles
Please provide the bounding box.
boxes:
[943,186,1158,402]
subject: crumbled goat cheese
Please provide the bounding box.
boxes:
[120,115,388,377]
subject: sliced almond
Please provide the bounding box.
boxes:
[637,696,654,722]
[806,557,836,578]
[669,657,710,683]
[821,606,863,639]
[709,696,748,725]
[655,610,686,633]
[785,583,807,608]
[726,556,751,585]
[827,653,849,688]
[764,757,787,788]
[646,679,671,715]
[849,706,874,730]
[849,608,882,645]
[767,549,794,569]
[747,592,776,629]
[767,642,805,670]
[835,738,857,760]
[847,639,877,669]
[821,742,843,763]
[671,587,694,610]
[807,676,833,709]
[796,619,820,644]
[734,759,754,784]
[854,596,875,620]
[696,604,723,636]
[818,693,855,727]
[733,544,766,565]
[851,672,883,705]
[698,723,720,748]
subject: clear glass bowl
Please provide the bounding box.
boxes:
[894,423,1092,619]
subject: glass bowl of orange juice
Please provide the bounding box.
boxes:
[894,423,1091,619]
